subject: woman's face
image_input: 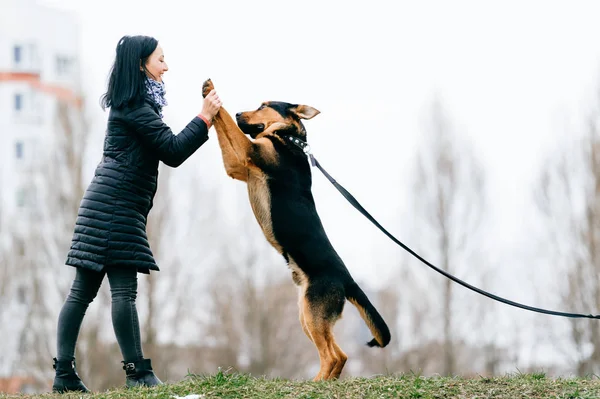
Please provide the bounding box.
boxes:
[144,44,168,83]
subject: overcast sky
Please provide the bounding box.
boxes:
[35,0,600,314]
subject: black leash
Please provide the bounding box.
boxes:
[285,135,600,319]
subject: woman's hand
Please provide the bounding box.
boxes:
[200,89,222,123]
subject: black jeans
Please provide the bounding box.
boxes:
[56,267,144,363]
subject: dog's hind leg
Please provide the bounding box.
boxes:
[301,282,347,381]
[299,292,348,379]
[298,294,314,344]
[327,340,348,380]
[302,306,346,380]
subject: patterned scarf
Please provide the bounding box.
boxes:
[145,77,168,118]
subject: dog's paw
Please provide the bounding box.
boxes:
[202,79,215,98]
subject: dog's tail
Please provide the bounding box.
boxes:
[345,281,391,348]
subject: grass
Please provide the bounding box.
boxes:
[2,369,600,399]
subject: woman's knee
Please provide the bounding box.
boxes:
[107,267,138,302]
[67,268,104,305]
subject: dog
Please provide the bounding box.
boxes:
[202,79,390,380]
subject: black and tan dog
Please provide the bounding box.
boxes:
[202,79,390,380]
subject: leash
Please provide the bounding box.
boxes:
[285,135,600,319]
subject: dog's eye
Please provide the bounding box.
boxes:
[258,104,266,110]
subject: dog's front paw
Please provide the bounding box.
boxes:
[202,79,215,98]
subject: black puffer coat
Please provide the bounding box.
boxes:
[65,97,209,274]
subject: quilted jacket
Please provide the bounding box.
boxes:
[65,97,209,273]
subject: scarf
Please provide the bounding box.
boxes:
[144,77,168,118]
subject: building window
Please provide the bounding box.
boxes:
[14,45,22,64]
[16,188,26,207]
[16,141,24,159]
[56,56,71,76]
[15,93,23,111]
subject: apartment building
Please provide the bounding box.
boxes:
[0,0,81,227]
[0,0,81,385]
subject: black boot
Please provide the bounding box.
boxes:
[122,358,163,388]
[52,357,90,393]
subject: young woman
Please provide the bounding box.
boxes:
[52,35,221,393]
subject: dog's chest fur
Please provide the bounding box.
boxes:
[247,172,283,254]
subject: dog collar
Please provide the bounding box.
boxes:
[285,135,312,155]
[285,135,316,166]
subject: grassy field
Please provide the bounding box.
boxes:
[2,370,600,399]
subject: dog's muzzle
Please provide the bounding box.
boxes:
[237,119,265,138]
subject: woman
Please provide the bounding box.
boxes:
[52,35,221,393]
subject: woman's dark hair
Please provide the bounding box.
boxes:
[100,35,158,110]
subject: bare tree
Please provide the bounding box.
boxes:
[0,98,102,386]
[534,95,600,375]
[139,165,217,380]
[411,95,486,376]
[143,166,175,360]
[198,195,315,379]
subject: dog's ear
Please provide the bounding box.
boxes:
[290,105,320,120]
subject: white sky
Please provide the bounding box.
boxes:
[36,0,600,314]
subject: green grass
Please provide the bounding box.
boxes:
[3,370,600,399]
